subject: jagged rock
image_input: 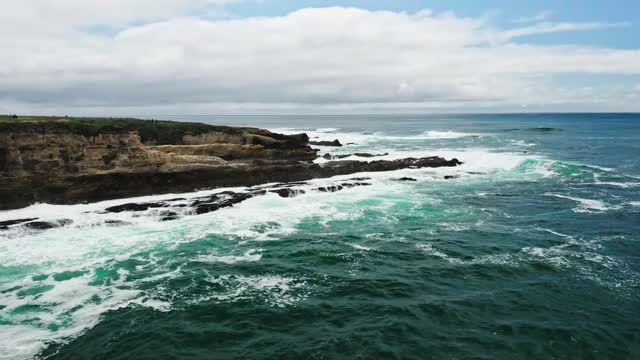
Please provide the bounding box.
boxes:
[105,202,168,213]
[395,177,417,182]
[320,157,461,175]
[0,218,39,230]
[444,175,460,180]
[340,182,372,188]
[104,220,129,226]
[317,185,343,192]
[351,152,387,158]
[159,211,179,221]
[193,190,266,215]
[24,219,72,230]
[269,181,309,188]
[309,139,342,147]
[316,182,371,192]
[323,152,388,160]
[269,188,306,198]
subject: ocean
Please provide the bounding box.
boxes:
[1,114,639,359]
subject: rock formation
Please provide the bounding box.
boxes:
[0,116,461,210]
[309,139,342,147]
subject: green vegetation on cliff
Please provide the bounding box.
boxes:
[0,115,246,145]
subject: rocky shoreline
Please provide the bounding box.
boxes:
[0,116,461,210]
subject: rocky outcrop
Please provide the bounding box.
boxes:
[310,139,342,147]
[0,156,461,209]
[322,152,388,160]
[149,143,316,161]
[0,116,462,210]
[1,180,377,232]
[0,121,316,177]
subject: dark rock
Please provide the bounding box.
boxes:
[159,211,179,221]
[316,182,371,192]
[193,190,267,215]
[340,182,372,188]
[321,157,461,175]
[352,152,388,158]
[502,127,561,132]
[163,198,187,202]
[395,177,417,182]
[269,188,306,198]
[0,218,39,229]
[24,219,72,230]
[323,152,388,160]
[309,139,342,147]
[317,185,343,192]
[270,181,309,188]
[104,220,129,226]
[105,202,168,213]
[444,175,460,180]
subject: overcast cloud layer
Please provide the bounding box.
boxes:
[1,1,640,114]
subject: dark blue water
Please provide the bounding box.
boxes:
[1,114,639,359]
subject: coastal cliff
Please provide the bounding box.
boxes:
[0,116,460,210]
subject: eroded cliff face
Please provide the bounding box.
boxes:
[2,131,148,176]
[0,129,317,177]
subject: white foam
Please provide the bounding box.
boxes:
[348,243,374,251]
[595,181,640,188]
[415,243,463,264]
[195,249,262,264]
[511,140,536,147]
[272,127,483,148]
[271,127,376,145]
[314,127,339,133]
[545,193,619,213]
[536,227,575,240]
[628,201,640,207]
[314,146,535,177]
[0,326,51,360]
[419,130,477,139]
[0,270,163,360]
[207,274,309,307]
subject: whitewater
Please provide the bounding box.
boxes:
[1,114,639,360]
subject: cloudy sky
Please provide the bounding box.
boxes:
[2,0,640,115]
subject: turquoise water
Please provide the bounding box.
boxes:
[1,114,639,359]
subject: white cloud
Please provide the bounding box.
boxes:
[2,0,238,27]
[0,5,638,114]
[498,21,630,42]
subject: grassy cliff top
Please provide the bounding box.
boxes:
[0,115,249,144]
